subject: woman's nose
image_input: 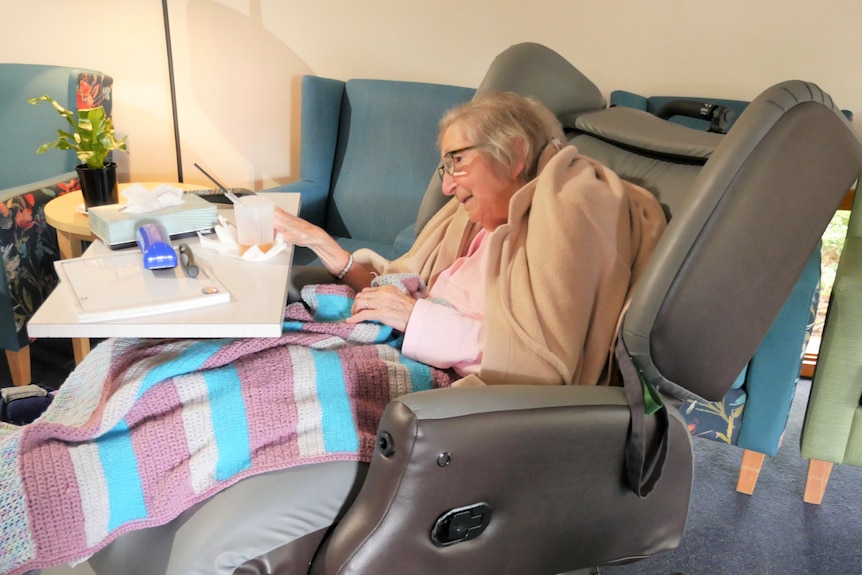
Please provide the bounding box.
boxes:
[441,173,457,196]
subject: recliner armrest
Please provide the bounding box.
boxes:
[311,385,693,575]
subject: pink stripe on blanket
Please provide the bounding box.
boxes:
[85,341,185,429]
[340,345,397,457]
[125,380,195,518]
[201,333,339,371]
[236,346,302,468]
[18,436,88,559]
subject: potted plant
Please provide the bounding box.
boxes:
[28,94,128,209]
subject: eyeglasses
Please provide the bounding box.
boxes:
[437,145,478,181]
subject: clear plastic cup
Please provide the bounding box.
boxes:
[234,195,274,250]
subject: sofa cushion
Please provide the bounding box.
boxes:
[324,79,473,247]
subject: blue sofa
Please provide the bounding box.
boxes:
[267,75,474,264]
[0,64,113,386]
[267,43,607,267]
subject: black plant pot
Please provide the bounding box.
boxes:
[76,162,118,210]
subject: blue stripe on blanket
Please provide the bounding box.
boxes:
[314,293,354,322]
[136,339,228,399]
[204,365,252,481]
[399,355,435,392]
[101,339,234,531]
[101,419,147,531]
[311,349,359,452]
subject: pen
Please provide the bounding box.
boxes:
[178,243,199,278]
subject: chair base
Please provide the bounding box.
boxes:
[803,459,833,504]
[6,346,31,386]
[736,449,766,495]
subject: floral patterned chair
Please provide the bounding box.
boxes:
[0,64,114,386]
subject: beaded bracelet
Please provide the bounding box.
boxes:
[334,253,354,280]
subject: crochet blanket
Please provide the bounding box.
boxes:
[0,280,454,575]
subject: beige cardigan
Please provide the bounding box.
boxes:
[355,146,667,386]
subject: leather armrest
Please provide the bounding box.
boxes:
[311,385,693,575]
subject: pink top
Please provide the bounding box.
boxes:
[402,229,491,376]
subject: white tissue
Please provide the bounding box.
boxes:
[121,183,186,213]
[197,215,287,261]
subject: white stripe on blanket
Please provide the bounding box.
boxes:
[176,371,218,496]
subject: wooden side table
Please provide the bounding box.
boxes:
[45,182,208,260]
[43,182,208,362]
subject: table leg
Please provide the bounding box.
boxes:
[56,229,86,260]
[55,229,91,363]
[71,337,90,365]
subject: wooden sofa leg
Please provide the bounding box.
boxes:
[736,449,766,495]
[804,459,834,505]
[6,346,32,386]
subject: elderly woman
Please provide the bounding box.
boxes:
[277,92,665,387]
[7,93,665,575]
[275,92,570,379]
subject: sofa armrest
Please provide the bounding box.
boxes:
[392,223,416,258]
[609,90,648,111]
[287,76,345,228]
[265,178,330,224]
[735,246,820,455]
[0,172,79,350]
[312,385,693,575]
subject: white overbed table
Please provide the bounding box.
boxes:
[28,192,300,358]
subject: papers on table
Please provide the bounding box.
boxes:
[54,251,230,323]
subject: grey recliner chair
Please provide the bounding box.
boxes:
[81,44,860,575]
[231,82,862,573]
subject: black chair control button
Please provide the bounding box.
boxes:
[376,431,395,457]
[430,502,492,547]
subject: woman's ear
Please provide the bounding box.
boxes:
[510,138,527,181]
[536,138,563,175]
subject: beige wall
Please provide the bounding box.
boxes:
[4,0,861,190]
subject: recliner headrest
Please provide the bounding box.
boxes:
[568,107,725,219]
[575,107,722,163]
[574,107,724,162]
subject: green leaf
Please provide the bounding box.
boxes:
[27,94,129,169]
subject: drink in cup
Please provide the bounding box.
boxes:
[234,195,275,253]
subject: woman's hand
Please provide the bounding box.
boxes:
[274,207,330,249]
[274,207,356,278]
[347,285,418,331]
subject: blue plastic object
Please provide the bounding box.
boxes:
[136,223,178,270]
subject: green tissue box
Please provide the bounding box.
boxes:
[88,193,218,249]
